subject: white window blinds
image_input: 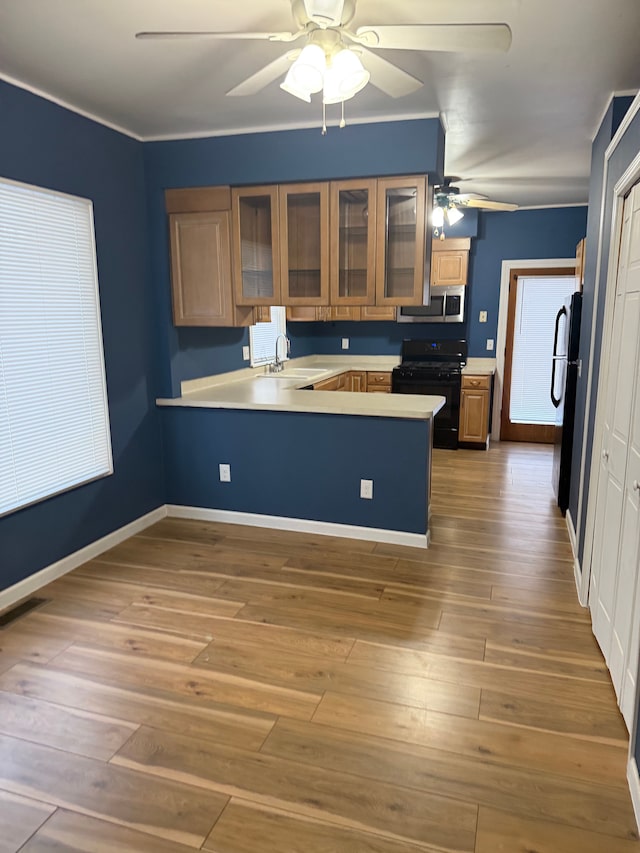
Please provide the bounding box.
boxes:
[249,306,287,367]
[509,275,576,425]
[0,176,113,517]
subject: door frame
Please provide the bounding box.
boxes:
[492,257,575,443]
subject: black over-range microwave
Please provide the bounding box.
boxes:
[396,284,465,323]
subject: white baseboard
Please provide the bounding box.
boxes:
[628,756,640,836]
[565,509,587,607]
[166,504,429,549]
[0,506,167,613]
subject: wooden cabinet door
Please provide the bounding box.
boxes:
[460,388,489,443]
[279,183,329,305]
[375,176,428,306]
[169,211,241,327]
[431,250,469,286]
[344,371,367,392]
[360,305,396,321]
[330,306,361,320]
[330,179,376,306]
[232,186,281,306]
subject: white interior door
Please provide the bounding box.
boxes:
[589,183,640,730]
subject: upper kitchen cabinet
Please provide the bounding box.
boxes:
[232,186,281,306]
[431,237,471,286]
[279,182,330,305]
[330,178,376,306]
[166,187,253,327]
[375,176,428,306]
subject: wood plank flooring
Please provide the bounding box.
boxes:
[0,441,639,851]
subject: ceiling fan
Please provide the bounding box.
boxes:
[432,177,518,237]
[136,0,512,110]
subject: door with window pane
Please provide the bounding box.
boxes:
[501,268,576,442]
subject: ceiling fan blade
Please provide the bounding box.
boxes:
[463,198,518,211]
[354,24,512,53]
[226,52,295,97]
[135,30,301,42]
[358,48,422,98]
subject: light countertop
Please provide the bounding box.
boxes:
[157,356,444,421]
[462,358,496,375]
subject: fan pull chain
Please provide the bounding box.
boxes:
[322,102,327,135]
[339,100,346,129]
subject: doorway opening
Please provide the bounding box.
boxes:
[500,267,576,442]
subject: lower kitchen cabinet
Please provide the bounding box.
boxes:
[367,371,392,393]
[459,374,491,447]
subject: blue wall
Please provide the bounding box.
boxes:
[143,119,445,396]
[162,408,429,534]
[0,80,164,590]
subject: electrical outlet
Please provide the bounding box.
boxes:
[342,338,349,350]
[486,338,495,351]
[242,346,250,361]
[479,311,487,323]
[219,463,231,482]
[360,478,373,499]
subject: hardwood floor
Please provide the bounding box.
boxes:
[0,441,639,851]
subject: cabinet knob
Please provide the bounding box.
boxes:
[602,449,609,461]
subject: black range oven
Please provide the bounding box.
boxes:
[392,339,468,449]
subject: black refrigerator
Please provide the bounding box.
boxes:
[551,291,582,513]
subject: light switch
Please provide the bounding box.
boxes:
[479,311,487,323]
[242,345,250,361]
[486,339,494,351]
[342,338,349,350]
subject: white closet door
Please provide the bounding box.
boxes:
[589,182,640,731]
[589,194,634,661]
[611,187,640,727]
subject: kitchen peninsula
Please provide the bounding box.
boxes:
[157,357,444,547]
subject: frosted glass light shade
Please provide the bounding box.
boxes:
[323,49,369,103]
[447,206,464,225]
[280,69,312,102]
[431,206,445,227]
[290,43,326,93]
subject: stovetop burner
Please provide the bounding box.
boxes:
[397,338,468,372]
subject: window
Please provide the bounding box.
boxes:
[0,176,112,517]
[249,306,288,367]
[509,275,576,424]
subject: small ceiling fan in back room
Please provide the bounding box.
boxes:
[136,0,513,132]
[431,177,518,239]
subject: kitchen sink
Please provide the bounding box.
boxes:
[257,368,328,380]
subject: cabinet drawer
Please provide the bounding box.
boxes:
[367,371,392,387]
[462,374,491,390]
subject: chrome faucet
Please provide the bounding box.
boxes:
[270,333,291,372]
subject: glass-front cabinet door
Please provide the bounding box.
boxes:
[330,179,376,305]
[375,176,428,306]
[279,182,329,305]
[232,186,280,306]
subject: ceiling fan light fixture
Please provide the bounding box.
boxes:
[446,205,464,225]
[329,48,369,98]
[431,206,445,228]
[288,43,326,93]
[280,69,312,101]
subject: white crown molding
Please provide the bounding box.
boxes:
[142,111,441,142]
[167,504,429,549]
[606,90,640,161]
[0,506,167,613]
[512,203,588,211]
[590,89,639,142]
[0,72,141,141]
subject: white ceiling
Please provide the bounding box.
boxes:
[0,0,638,207]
